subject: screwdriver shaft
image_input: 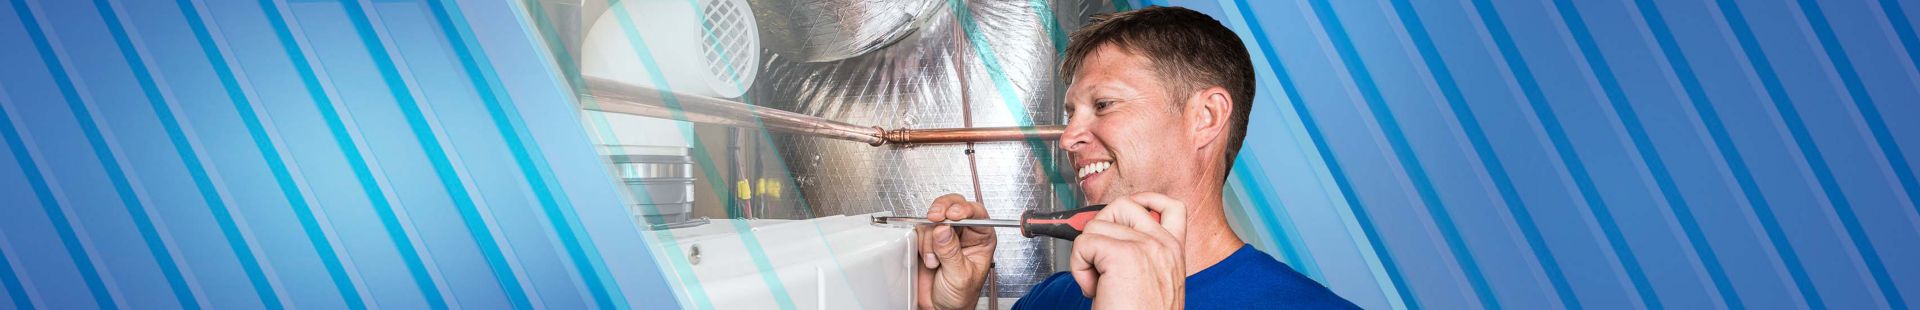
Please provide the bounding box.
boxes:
[872,216,1020,228]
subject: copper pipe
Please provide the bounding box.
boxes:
[580,77,1063,146]
[582,77,887,145]
[883,126,1064,144]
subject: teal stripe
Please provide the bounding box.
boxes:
[1236,158,1322,279]
[509,1,653,308]
[950,0,1075,209]
[1228,0,1417,307]
[673,0,879,304]
[1302,0,1502,307]
[422,0,622,308]
[172,0,306,307]
[608,2,801,306]
[1027,0,1067,58]
[334,0,535,307]
[257,0,393,306]
[600,5,718,309]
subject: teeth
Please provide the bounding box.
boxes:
[1077,161,1111,179]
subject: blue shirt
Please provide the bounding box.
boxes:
[1013,244,1358,309]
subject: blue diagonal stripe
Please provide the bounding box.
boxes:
[1302,0,1501,307]
[1547,0,1741,307]
[1230,0,1416,307]
[0,98,113,310]
[96,0,292,306]
[1713,0,1867,306]
[333,0,535,307]
[1787,0,1908,306]
[1465,0,1661,306]
[422,0,621,308]
[172,0,326,305]
[1235,158,1321,279]
[13,0,196,307]
[1633,0,1823,306]
[1384,0,1578,307]
[254,0,380,306]
[0,233,29,309]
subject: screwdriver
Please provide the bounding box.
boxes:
[871,204,1159,241]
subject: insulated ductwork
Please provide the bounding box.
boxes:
[752,0,1112,298]
[564,0,1116,300]
[748,0,943,62]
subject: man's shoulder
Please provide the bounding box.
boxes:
[1012,272,1092,309]
[1186,247,1359,309]
[1013,246,1359,309]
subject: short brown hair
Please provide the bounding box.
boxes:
[1062,6,1256,168]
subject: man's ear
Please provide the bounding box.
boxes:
[1187,86,1233,151]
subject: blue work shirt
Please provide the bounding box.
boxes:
[1013,244,1359,309]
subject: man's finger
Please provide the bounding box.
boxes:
[1069,232,1108,298]
[915,253,935,309]
[926,197,954,222]
[917,225,939,269]
[929,224,968,269]
[1119,193,1188,240]
[1070,220,1153,298]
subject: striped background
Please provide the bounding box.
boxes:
[1177,0,1920,308]
[0,0,1916,309]
[0,0,677,308]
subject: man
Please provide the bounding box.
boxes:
[913,6,1358,309]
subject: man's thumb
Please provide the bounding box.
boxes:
[930,225,967,267]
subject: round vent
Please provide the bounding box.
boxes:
[700,0,755,85]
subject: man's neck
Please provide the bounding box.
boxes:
[1178,187,1243,276]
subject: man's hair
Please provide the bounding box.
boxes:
[1062,6,1256,170]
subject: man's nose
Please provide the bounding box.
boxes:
[1058,117,1091,152]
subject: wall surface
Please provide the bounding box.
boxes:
[1,0,1917,309]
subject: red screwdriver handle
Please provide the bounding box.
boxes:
[1019,205,1161,240]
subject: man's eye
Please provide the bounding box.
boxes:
[1094,100,1113,110]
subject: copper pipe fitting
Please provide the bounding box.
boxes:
[882,126,1065,145]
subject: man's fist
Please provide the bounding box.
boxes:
[1070,192,1189,309]
[914,193,997,310]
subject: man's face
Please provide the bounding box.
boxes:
[1061,45,1196,204]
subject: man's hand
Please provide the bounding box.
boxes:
[915,193,997,310]
[1071,192,1189,309]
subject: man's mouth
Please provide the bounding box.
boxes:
[1076,161,1112,180]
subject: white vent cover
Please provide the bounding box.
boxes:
[582,0,761,98]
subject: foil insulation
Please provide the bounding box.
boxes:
[748,0,943,62]
[751,0,1114,298]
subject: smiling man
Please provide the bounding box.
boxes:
[912,6,1358,310]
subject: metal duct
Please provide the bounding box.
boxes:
[751,0,1109,298]
[748,0,943,62]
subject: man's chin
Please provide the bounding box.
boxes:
[1082,189,1126,206]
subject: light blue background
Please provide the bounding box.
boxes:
[2,0,1917,309]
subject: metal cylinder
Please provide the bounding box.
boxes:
[612,152,698,226]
